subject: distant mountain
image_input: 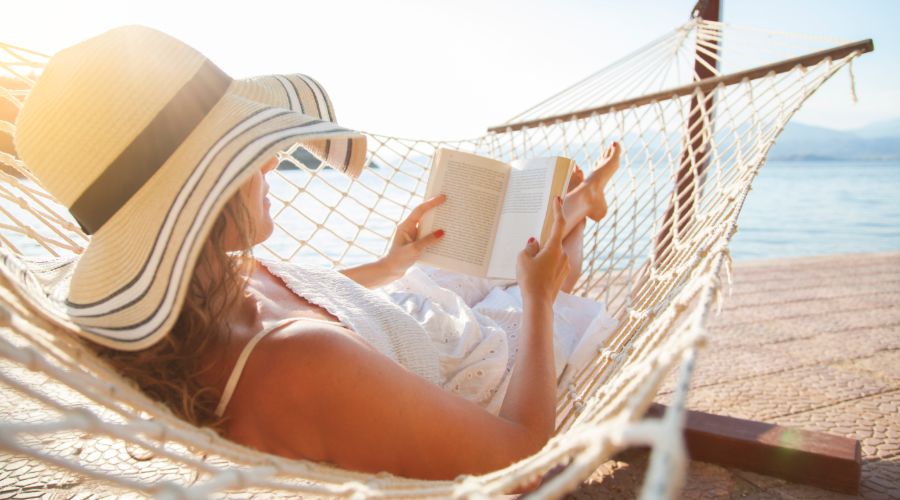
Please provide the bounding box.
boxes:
[768,120,900,161]
[854,117,900,140]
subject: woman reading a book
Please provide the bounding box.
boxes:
[15,26,620,482]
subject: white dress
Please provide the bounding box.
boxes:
[262,260,617,415]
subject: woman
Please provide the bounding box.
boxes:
[14,26,618,481]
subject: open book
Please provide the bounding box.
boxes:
[418,148,575,280]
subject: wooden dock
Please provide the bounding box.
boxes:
[570,251,900,499]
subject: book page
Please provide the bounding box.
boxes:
[486,158,558,279]
[419,149,510,277]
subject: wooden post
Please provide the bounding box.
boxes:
[654,0,721,262]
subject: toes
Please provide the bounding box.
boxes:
[601,144,612,161]
[608,141,621,161]
[599,142,621,170]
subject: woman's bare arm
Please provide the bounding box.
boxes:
[232,325,551,480]
[499,196,570,442]
[338,258,405,288]
[340,195,446,289]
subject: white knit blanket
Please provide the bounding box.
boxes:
[260,260,445,385]
[263,261,617,414]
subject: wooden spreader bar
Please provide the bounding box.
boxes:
[488,38,874,134]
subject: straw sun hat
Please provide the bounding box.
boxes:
[14,25,367,351]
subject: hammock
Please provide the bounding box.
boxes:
[0,16,871,498]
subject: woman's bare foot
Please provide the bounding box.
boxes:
[583,142,620,221]
[564,142,621,224]
[592,142,621,188]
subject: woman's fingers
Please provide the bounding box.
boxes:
[412,229,445,251]
[517,237,540,270]
[524,237,539,256]
[545,196,567,247]
[402,194,447,227]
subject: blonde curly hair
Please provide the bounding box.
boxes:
[88,193,256,433]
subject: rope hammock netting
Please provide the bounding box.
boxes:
[0,13,872,498]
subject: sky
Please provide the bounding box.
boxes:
[2,0,897,140]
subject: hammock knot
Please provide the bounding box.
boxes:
[627,307,649,321]
[694,328,710,349]
[22,345,41,372]
[198,426,219,444]
[0,304,10,327]
[719,248,735,295]
[453,475,489,498]
[149,419,169,442]
[153,481,186,500]
[364,471,397,490]
[601,349,622,362]
[573,398,586,412]
[66,406,96,430]
[709,280,724,316]
[64,221,82,234]
[339,480,375,499]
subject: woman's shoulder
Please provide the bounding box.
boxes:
[272,319,374,354]
[223,321,374,456]
[233,320,382,409]
[248,320,372,379]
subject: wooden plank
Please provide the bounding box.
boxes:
[488,38,874,134]
[645,403,862,494]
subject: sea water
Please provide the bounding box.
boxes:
[3,161,898,263]
[729,160,900,261]
[266,160,900,263]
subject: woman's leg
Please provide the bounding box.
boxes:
[558,142,620,291]
[560,218,585,293]
[560,142,620,239]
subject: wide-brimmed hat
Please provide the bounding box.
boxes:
[14,25,367,351]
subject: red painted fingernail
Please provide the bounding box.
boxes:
[528,237,536,244]
[435,229,445,238]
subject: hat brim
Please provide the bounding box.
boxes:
[61,80,366,351]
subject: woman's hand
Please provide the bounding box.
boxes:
[516,196,570,306]
[382,194,447,278]
[340,195,446,288]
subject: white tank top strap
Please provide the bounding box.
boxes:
[214,316,341,417]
